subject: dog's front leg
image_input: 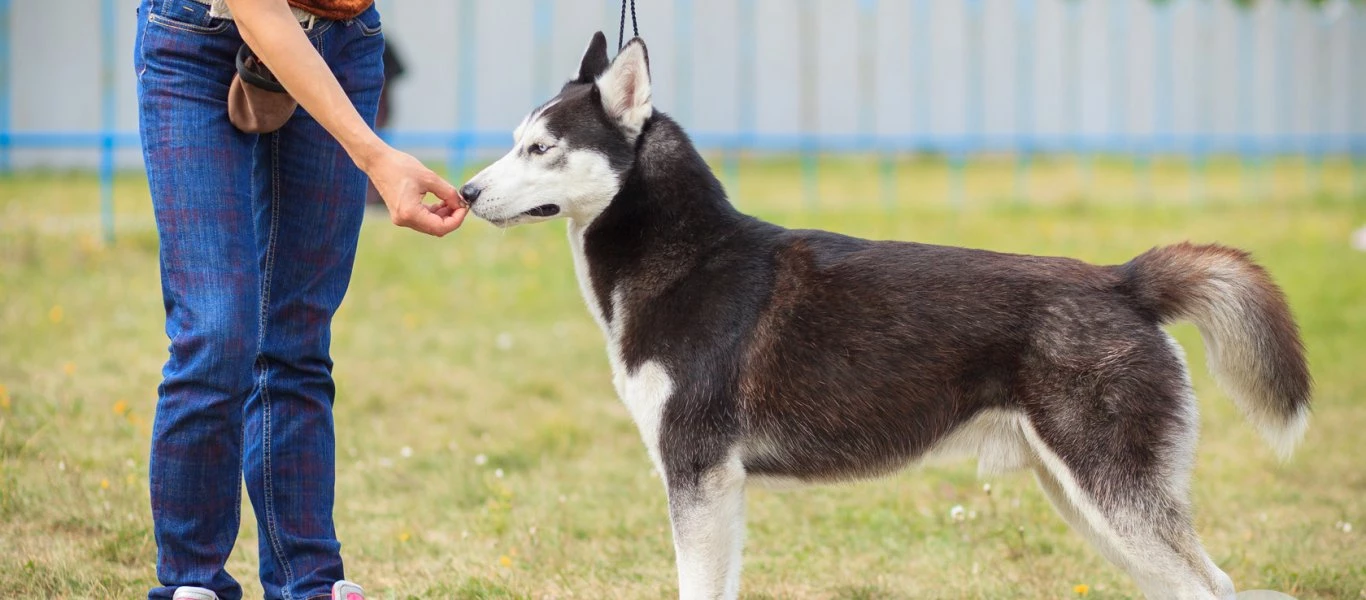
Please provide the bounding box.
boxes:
[666,454,747,600]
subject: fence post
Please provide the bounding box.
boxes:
[1015,0,1034,205]
[954,0,984,211]
[1310,4,1332,198]
[100,0,116,243]
[1275,2,1292,202]
[1110,0,1129,202]
[1237,3,1259,203]
[0,0,10,175]
[915,0,932,202]
[1356,7,1365,199]
[857,0,891,211]
[1142,0,1174,205]
[1065,0,1089,199]
[450,0,476,181]
[799,0,817,210]
[533,0,552,102]
[675,0,693,129]
[729,0,754,204]
[1191,0,1211,205]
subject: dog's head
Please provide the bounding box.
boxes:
[461,32,652,227]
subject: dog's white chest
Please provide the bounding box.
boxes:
[568,221,671,472]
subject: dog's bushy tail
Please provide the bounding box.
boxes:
[1119,242,1311,459]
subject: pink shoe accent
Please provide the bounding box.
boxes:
[331,580,365,600]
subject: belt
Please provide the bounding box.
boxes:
[191,0,321,29]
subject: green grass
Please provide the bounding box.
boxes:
[1,157,1364,599]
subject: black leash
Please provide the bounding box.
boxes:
[618,0,638,50]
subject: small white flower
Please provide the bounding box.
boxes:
[950,505,966,522]
[968,510,978,521]
[982,483,991,495]
[496,333,514,351]
[1352,226,1366,252]
[558,495,567,504]
[495,468,505,479]
[125,459,136,469]
[58,461,65,472]
[1344,522,1353,533]
[461,530,470,539]
[378,458,394,468]
[529,526,537,536]
[474,454,488,466]
[400,446,413,458]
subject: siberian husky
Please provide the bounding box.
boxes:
[459,32,1311,600]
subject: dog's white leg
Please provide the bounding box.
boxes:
[667,454,747,600]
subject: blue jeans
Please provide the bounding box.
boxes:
[134,1,384,598]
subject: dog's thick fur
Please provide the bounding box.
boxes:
[461,33,1312,600]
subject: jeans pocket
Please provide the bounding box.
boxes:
[147,0,232,35]
[353,6,382,37]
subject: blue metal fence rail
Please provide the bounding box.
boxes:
[1,0,1364,242]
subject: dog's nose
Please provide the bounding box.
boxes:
[459,183,482,205]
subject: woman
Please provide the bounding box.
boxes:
[134,1,465,598]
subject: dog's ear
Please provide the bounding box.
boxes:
[575,32,610,83]
[596,37,652,141]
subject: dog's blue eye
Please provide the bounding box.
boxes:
[529,143,552,155]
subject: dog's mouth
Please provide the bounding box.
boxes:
[521,204,560,218]
[482,204,562,228]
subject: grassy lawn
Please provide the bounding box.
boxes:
[1,158,1364,599]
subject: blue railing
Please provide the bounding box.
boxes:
[1,0,1363,242]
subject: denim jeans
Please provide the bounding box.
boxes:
[134,1,384,598]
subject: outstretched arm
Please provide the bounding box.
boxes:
[224,0,467,237]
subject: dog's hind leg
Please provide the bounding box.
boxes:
[666,453,747,600]
[1021,401,1235,600]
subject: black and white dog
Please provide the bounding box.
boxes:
[460,32,1311,600]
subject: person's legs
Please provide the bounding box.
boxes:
[136,1,258,598]
[240,11,386,600]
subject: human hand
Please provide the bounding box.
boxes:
[365,147,469,237]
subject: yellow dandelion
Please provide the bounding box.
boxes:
[126,474,137,485]
[0,384,10,410]
[113,399,129,415]
[100,478,110,490]
[1073,584,1090,596]
[498,555,512,567]
[63,362,76,376]
[49,305,64,324]
[398,531,411,543]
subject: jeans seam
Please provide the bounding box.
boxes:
[357,20,381,37]
[147,12,232,35]
[234,394,244,560]
[306,20,334,39]
[259,130,297,598]
[136,12,151,82]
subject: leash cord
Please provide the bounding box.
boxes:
[618,0,638,50]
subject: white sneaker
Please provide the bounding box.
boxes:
[172,588,218,600]
[332,580,365,600]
